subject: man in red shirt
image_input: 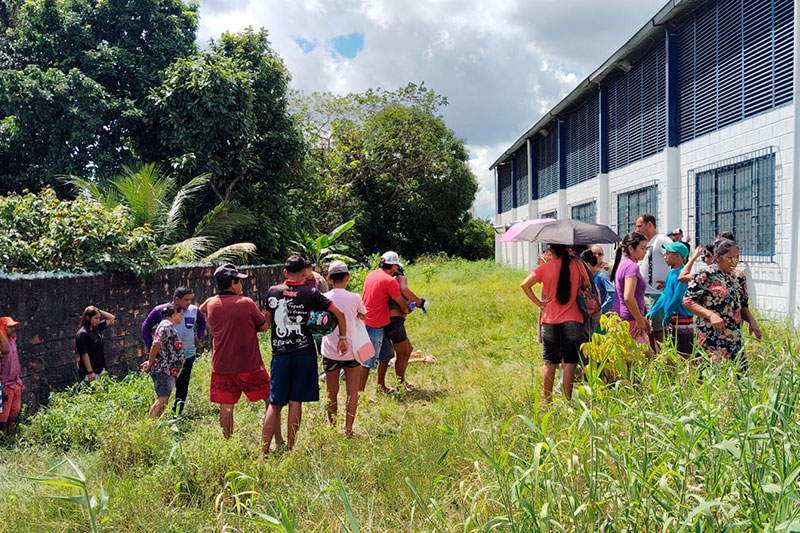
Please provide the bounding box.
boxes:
[200,264,282,449]
[359,251,408,393]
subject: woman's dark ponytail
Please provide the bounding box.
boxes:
[610,231,647,281]
[550,244,571,305]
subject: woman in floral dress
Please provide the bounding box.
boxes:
[141,303,186,418]
[683,239,762,369]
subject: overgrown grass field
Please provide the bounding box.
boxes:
[1,259,799,531]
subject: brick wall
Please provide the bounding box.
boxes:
[0,264,286,411]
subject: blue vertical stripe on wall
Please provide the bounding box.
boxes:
[558,120,567,190]
[536,131,559,198]
[606,35,666,171]
[678,0,793,144]
[666,30,680,147]
[511,157,518,208]
[530,141,538,200]
[599,86,609,173]
[565,94,600,187]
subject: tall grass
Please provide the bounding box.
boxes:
[0,259,798,531]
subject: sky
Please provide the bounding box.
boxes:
[196,0,667,218]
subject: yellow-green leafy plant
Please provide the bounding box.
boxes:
[580,312,650,382]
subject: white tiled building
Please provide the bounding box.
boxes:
[492,0,800,321]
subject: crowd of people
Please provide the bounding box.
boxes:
[0,252,428,452]
[521,213,763,401]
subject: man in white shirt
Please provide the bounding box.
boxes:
[636,213,673,350]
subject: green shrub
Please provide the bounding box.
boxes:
[0,188,161,276]
[22,373,153,451]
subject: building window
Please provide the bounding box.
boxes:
[571,201,597,223]
[677,0,793,144]
[617,185,657,235]
[513,147,528,207]
[606,37,666,171]
[536,132,558,199]
[497,164,512,214]
[565,95,600,186]
[540,210,557,220]
[693,150,775,257]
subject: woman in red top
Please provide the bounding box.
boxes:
[521,244,585,401]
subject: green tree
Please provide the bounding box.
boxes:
[299,84,478,259]
[0,188,161,275]
[0,0,197,192]
[142,28,306,261]
[64,163,256,263]
[455,216,495,260]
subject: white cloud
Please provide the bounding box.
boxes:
[196,0,667,218]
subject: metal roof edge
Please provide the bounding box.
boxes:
[489,0,696,171]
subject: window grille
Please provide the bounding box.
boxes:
[571,201,597,223]
[497,164,512,214]
[565,95,600,186]
[536,132,559,199]
[616,185,658,235]
[678,0,793,144]
[689,148,775,259]
[513,147,528,206]
[607,38,666,171]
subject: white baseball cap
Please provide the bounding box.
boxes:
[328,260,349,275]
[380,251,402,266]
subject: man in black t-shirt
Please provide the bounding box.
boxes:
[260,255,348,454]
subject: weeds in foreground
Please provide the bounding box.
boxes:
[4,260,800,531]
[27,457,108,532]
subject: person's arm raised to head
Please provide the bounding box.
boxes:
[679,247,703,284]
[97,308,116,326]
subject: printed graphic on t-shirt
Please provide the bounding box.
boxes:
[267,283,331,355]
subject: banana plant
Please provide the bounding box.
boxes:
[290,220,356,265]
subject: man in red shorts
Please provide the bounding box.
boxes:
[200,264,282,448]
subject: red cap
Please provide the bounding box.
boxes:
[0,317,19,327]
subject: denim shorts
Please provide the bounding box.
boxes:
[361,326,395,369]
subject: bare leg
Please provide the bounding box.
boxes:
[358,365,370,392]
[261,401,285,449]
[287,401,303,449]
[561,363,577,400]
[261,403,282,455]
[393,339,414,389]
[325,370,340,425]
[543,363,558,402]
[343,366,360,436]
[376,360,392,392]
[148,396,170,419]
[219,403,235,438]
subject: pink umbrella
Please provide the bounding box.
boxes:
[499,218,557,242]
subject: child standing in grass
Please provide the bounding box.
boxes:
[647,242,693,356]
[321,261,365,436]
[141,303,186,418]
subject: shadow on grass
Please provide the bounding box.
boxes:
[391,387,447,403]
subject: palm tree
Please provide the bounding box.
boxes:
[64,163,256,263]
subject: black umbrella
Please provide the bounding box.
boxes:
[514,219,619,245]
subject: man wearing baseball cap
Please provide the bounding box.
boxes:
[200,264,280,447]
[359,251,408,393]
[0,317,23,437]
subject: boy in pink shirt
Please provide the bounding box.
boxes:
[321,261,365,436]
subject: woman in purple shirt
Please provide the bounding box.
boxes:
[610,232,650,345]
